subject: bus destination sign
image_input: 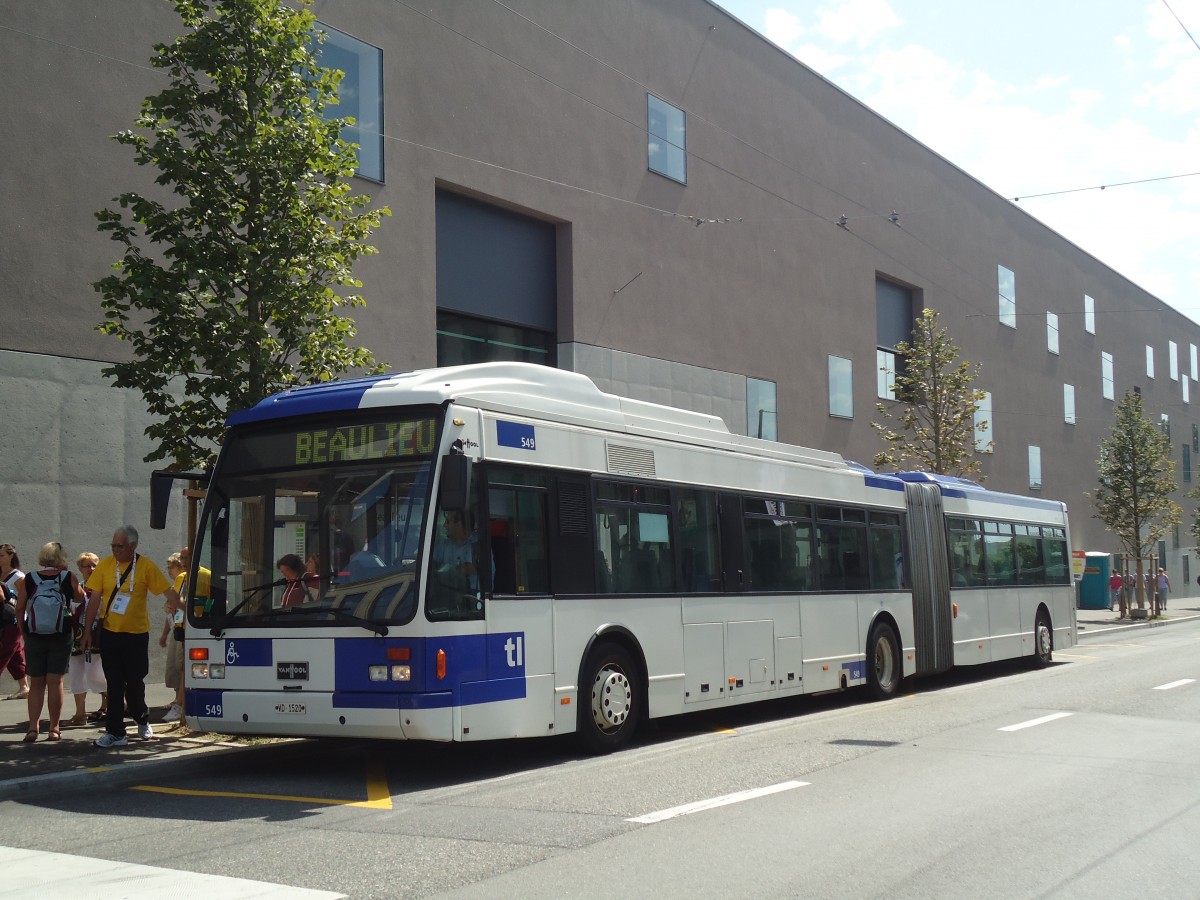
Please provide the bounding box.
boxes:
[223,416,439,473]
[294,419,437,465]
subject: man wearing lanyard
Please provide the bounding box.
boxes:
[81,525,179,748]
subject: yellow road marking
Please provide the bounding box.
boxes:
[132,755,393,809]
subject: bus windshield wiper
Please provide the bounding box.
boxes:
[278,604,389,637]
[209,579,287,637]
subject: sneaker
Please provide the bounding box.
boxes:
[163,704,182,723]
[94,733,128,748]
[138,721,154,740]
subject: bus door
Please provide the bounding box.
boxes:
[904,481,953,675]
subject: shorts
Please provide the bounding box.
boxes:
[165,631,185,690]
[24,629,72,678]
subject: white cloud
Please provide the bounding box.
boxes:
[762,8,804,47]
[813,0,899,46]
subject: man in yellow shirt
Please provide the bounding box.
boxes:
[81,525,179,748]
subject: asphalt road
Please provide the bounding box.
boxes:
[5,621,1200,898]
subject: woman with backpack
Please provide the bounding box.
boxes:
[14,542,84,741]
[0,543,31,700]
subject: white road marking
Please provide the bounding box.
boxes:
[0,846,344,899]
[998,712,1073,732]
[627,780,809,824]
[1153,678,1196,691]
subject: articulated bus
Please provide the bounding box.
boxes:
[172,362,1076,752]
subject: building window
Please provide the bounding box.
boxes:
[1184,444,1192,483]
[1173,526,1180,550]
[1102,351,1114,400]
[1064,384,1076,425]
[877,350,896,401]
[1191,344,1198,381]
[828,356,853,418]
[876,279,914,399]
[1147,345,1155,379]
[314,24,384,182]
[1170,341,1179,381]
[1028,445,1042,490]
[747,378,777,440]
[975,390,993,452]
[1192,423,1197,453]
[1185,378,1191,405]
[1161,414,1170,443]
[1083,295,1095,334]
[436,311,555,367]
[647,94,686,183]
[998,265,1015,329]
[1046,312,1059,354]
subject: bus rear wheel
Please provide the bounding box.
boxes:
[1031,611,1053,668]
[866,622,901,701]
[578,642,640,754]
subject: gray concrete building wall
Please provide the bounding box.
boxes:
[0,351,186,568]
[2,1,1198,585]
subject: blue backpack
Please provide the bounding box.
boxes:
[27,571,70,635]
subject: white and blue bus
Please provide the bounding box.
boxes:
[171,362,1075,752]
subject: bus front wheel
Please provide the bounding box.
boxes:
[866,622,901,701]
[578,642,640,754]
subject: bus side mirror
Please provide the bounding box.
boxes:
[150,469,210,530]
[439,454,471,511]
[150,471,176,530]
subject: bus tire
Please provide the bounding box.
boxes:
[866,622,901,701]
[1031,611,1053,668]
[578,642,640,754]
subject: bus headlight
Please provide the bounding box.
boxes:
[192,663,209,679]
[391,665,411,682]
[209,664,225,679]
[368,665,388,682]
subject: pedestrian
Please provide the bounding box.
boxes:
[65,552,106,725]
[14,542,84,742]
[80,525,180,748]
[1123,572,1136,612]
[1156,567,1170,613]
[159,552,185,724]
[1108,569,1123,614]
[0,543,32,699]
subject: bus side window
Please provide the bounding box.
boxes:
[488,484,549,595]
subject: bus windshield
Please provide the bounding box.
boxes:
[188,414,439,630]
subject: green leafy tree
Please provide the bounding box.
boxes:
[1091,390,1181,609]
[872,307,990,478]
[95,0,389,471]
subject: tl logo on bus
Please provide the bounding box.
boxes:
[504,636,524,668]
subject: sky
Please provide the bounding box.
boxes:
[711,0,1200,324]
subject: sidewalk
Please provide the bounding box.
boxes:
[1074,599,1200,633]
[0,676,247,802]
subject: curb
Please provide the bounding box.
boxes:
[0,738,260,804]
[1077,612,1200,636]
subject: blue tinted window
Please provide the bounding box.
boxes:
[316,24,383,182]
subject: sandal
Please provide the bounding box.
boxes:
[65,714,87,727]
[87,710,106,722]
[47,729,61,741]
[22,730,38,743]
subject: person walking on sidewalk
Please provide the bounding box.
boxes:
[0,543,32,700]
[80,526,179,748]
[1108,569,1124,614]
[14,542,84,742]
[1156,568,1171,613]
[159,552,186,724]
[65,552,106,726]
